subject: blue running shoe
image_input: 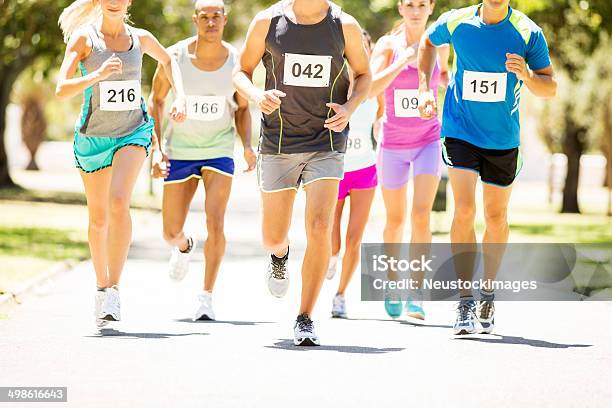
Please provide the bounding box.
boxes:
[453,299,478,335]
[405,299,425,320]
[384,291,403,319]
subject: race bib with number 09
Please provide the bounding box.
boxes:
[186,96,226,121]
[462,71,507,103]
[394,89,422,118]
[99,80,141,111]
[283,53,332,88]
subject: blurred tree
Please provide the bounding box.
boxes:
[16,67,50,171]
[527,0,611,213]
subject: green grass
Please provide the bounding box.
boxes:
[510,222,612,243]
[0,186,160,210]
[0,227,88,293]
[0,226,89,261]
[0,191,158,293]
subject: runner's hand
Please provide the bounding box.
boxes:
[243,146,256,173]
[506,53,530,82]
[324,102,352,132]
[255,89,286,115]
[397,43,418,67]
[418,90,436,119]
[151,150,170,179]
[170,96,187,123]
[97,54,122,80]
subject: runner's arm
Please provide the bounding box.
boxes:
[234,92,253,151]
[417,36,438,93]
[506,56,557,98]
[369,36,414,97]
[341,15,372,113]
[148,60,173,153]
[55,31,102,99]
[140,30,186,101]
[233,12,271,102]
[437,45,450,89]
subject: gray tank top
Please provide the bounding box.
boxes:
[76,24,149,138]
[261,1,350,154]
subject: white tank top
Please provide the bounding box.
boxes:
[164,39,239,160]
[344,98,377,172]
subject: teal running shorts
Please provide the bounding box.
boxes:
[73,121,153,173]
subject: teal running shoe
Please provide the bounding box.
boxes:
[405,299,425,320]
[384,291,403,319]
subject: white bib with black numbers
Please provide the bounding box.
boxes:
[462,71,507,103]
[283,53,332,88]
[186,95,226,121]
[347,131,368,153]
[394,89,421,118]
[99,80,141,111]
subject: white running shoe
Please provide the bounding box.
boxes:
[453,299,478,335]
[267,250,289,298]
[477,300,495,334]
[168,237,196,281]
[294,314,320,346]
[326,254,339,280]
[99,286,121,322]
[331,294,347,318]
[193,291,216,321]
[95,290,108,328]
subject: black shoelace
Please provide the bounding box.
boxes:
[271,258,286,280]
[458,303,473,321]
[479,301,494,319]
[297,316,314,334]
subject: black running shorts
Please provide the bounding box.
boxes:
[442,137,522,187]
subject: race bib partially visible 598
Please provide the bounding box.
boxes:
[99,80,141,111]
[186,96,226,121]
[283,53,332,88]
[462,71,507,103]
[346,131,368,154]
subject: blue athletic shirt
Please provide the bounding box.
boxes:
[426,4,551,149]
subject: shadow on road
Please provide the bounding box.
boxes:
[342,317,452,329]
[454,334,592,348]
[266,339,405,354]
[175,319,273,326]
[85,328,209,339]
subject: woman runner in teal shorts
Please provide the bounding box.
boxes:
[56,0,187,328]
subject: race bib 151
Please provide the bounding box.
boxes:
[462,71,507,103]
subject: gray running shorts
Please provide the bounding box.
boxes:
[257,151,344,192]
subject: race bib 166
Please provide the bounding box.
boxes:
[186,96,226,121]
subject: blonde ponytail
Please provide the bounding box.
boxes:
[58,0,101,43]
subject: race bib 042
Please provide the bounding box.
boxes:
[186,96,226,121]
[99,80,141,111]
[462,71,507,103]
[394,89,421,118]
[283,53,332,88]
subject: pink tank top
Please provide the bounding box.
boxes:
[382,45,441,149]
